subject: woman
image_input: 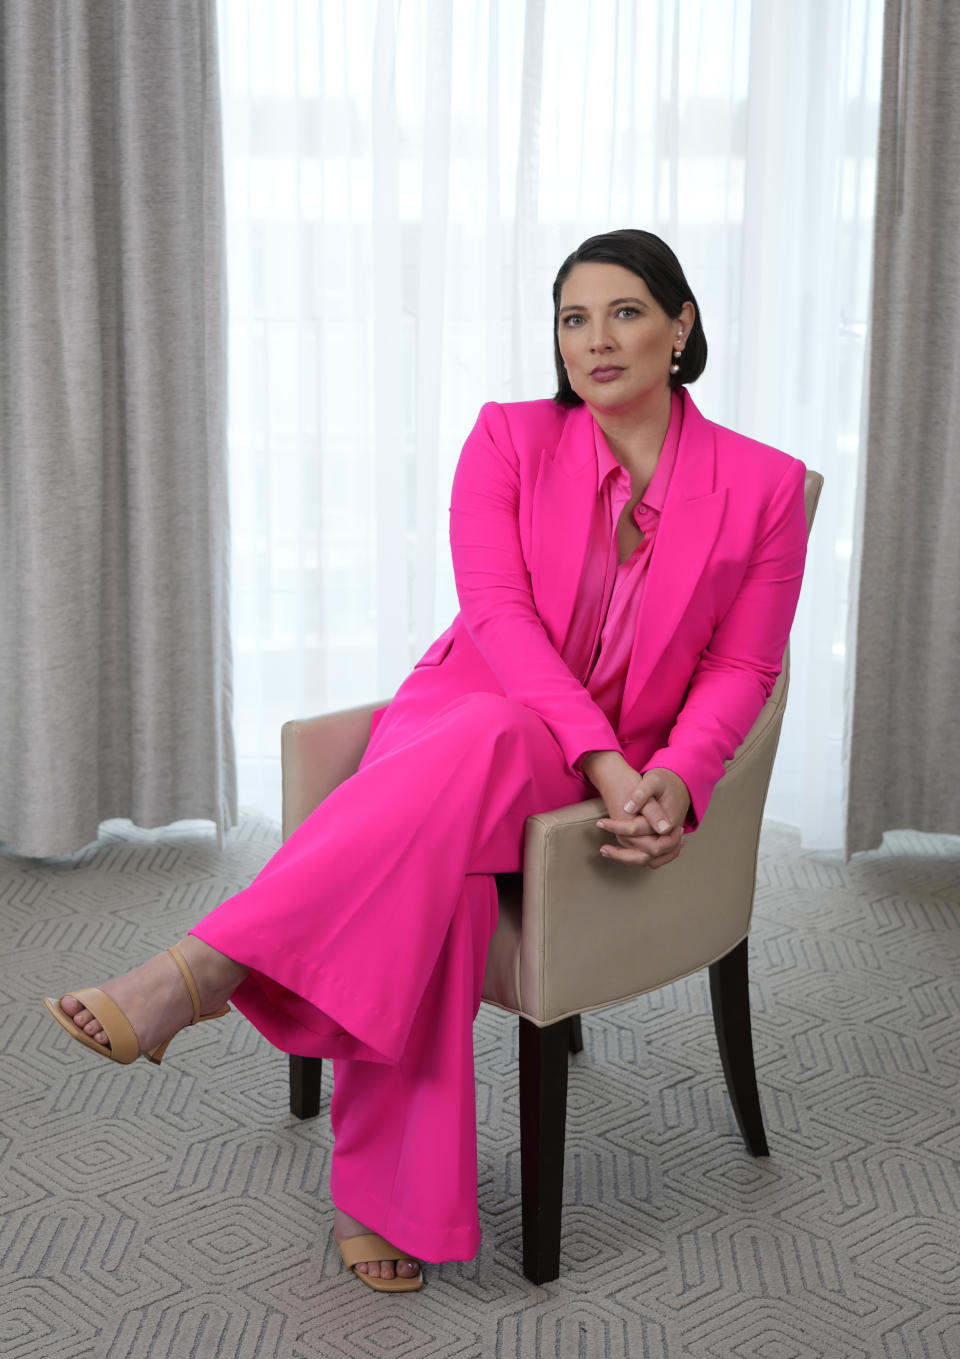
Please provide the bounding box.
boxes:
[43,229,808,1292]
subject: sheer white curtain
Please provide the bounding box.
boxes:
[217,0,881,848]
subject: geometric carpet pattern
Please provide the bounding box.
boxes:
[2,814,958,1359]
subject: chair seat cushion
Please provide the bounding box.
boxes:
[483,874,523,1013]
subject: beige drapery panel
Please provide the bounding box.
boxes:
[846,0,960,853]
[0,0,236,856]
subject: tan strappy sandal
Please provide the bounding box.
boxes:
[42,941,230,1065]
[338,1233,423,1293]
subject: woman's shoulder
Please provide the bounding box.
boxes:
[474,397,573,440]
[688,398,805,484]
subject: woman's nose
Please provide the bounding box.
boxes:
[588,325,613,351]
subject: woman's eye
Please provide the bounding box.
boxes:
[562,314,585,327]
[615,307,639,319]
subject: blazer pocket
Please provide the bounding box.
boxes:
[414,626,455,668]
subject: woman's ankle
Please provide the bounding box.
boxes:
[177,935,248,1003]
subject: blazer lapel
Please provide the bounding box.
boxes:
[620,395,726,713]
[529,404,602,662]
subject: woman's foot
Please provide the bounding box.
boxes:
[334,1208,421,1282]
[56,937,247,1057]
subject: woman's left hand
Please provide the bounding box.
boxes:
[596,767,691,869]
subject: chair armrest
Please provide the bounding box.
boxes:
[280,702,383,840]
[500,670,788,1024]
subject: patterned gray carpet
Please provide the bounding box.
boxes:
[1,814,958,1359]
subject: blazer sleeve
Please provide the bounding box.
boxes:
[640,455,809,826]
[449,402,622,772]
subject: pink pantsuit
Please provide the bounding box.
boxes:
[193,391,808,1262]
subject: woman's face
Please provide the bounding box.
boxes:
[557,261,692,415]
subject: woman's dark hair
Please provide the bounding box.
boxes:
[552,228,707,405]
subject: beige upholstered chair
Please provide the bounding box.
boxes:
[281,469,823,1283]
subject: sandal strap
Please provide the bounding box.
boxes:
[66,988,141,1063]
[166,943,201,1025]
[338,1233,417,1270]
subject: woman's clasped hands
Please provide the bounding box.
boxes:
[580,751,691,869]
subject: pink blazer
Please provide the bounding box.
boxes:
[377,390,808,826]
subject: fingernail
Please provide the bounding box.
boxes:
[624,800,637,813]
[596,819,608,828]
[657,820,669,833]
[600,847,611,857]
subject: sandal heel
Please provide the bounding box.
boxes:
[145,1001,232,1063]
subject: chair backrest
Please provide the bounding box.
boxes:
[802,468,824,533]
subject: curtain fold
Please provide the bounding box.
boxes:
[219,0,881,847]
[0,0,236,857]
[845,0,960,853]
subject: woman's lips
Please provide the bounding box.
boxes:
[590,366,624,382]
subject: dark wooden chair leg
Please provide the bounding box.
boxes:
[518,1016,571,1283]
[568,1014,583,1053]
[289,1054,323,1119]
[709,937,769,1156]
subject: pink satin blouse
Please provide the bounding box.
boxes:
[582,390,683,730]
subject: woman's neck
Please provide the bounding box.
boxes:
[592,386,674,489]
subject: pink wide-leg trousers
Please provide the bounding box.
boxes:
[192,691,587,1262]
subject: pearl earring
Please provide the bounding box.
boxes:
[669,331,683,376]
